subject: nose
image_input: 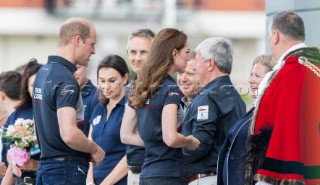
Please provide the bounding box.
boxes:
[92,46,96,55]
[73,71,79,78]
[135,52,142,61]
[248,73,255,84]
[180,73,188,82]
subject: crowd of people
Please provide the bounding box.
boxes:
[0,11,319,185]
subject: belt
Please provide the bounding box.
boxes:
[16,171,37,185]
[188,172,216,182]
[43,156,89,167]
[128,165,141,174]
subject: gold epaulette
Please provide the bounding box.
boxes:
[298,56,320,78]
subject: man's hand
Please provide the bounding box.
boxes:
[21,159,39,171]
[90,144,105,166]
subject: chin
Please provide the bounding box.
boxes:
[250,91,257,98]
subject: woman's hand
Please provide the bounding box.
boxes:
[185,135,200,150]
[12,161,22,177]
[0,162,7,177]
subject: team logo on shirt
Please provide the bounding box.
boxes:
[197,105,209,121]
[92,115,101,126]
[61,86,75,95]
[169,92,180,96]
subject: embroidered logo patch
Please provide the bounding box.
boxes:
[197,105,209,121]
[61,88,74,95]
[169,92,180,96]
[92,115,101,126]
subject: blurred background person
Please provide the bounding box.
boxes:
[0,71,22,183]
[0,109,8,179]
[2,59,43,185]
[74,64,99,137]
[0,71,25,167]
[121,28,200,185]
[0,71,25,185]
[216,54,275,185]
[182,37,246,185]
[86,55,129,185]
[125,29,155,185]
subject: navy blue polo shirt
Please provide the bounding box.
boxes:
[32,56,89,160]
[125,82,145,167]
[135,75,185,178]
[80,80,98,137]
[182,76,246,175]
[90,96,127,185]
[1,106,33,166]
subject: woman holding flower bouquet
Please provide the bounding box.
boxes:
[86,55,129,185]
[1,59,42,185]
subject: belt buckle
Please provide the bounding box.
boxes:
[24,176,33,185]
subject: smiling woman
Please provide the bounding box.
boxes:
[86,54,129,185]
[249,54,276,98]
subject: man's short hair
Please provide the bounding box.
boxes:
[271,11,305,41]
[127,29,155,49]
[59,18,93,46]
[195,37,233,74]
[0,71,22,100]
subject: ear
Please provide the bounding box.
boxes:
[272,30,280,45]
[207,59,216,72]
[0,91,6,101]
[172,49,177,59]
[73,35,82,47]
[122,73,129,85]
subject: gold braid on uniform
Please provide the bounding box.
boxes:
[298,56,320,78]
[245,47,320,185]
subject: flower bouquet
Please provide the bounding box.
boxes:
[2,118,37,166]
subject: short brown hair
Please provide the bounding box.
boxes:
[59,18,92,46]
[271,11,305,41]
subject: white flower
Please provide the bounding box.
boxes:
[14,118,24,126]
[5,125,16,137]
[3,118,37,149]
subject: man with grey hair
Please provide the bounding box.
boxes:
[245,11,320,185]
[182,37,246,185]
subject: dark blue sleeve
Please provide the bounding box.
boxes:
[182,94,218,162]
[54,81,80,109]
[163,85,181,106]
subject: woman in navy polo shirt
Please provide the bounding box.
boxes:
[217,55,276,185]
[2,59,43,185]
[86,55,129,185]
[121,28,200,185]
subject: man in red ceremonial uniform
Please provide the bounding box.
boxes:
[245,11,320,185]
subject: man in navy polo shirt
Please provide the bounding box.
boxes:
[32,18,104,185]
[74,64,98,137]
[125,28,155,185]
[182,37,246,185]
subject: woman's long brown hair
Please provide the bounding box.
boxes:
[128,28,187,109]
